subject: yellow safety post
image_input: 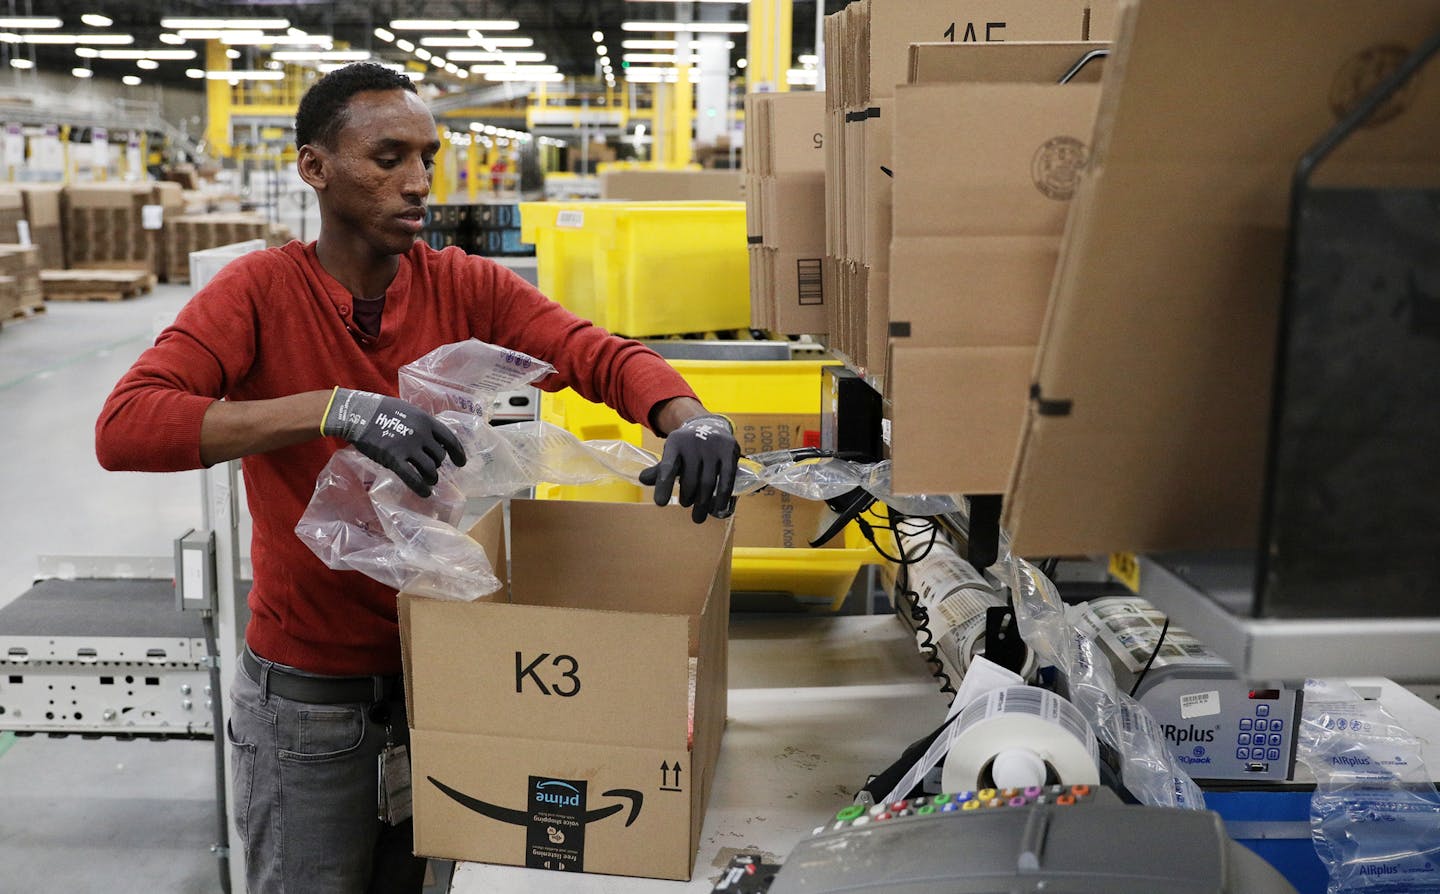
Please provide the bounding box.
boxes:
[747,0,793,94]
[204,40,233,158]
[466,139,480,201]
[670,61,694,166]
[432,125,453,202]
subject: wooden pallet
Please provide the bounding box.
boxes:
[40,269,156,302]
[7,304,46,321]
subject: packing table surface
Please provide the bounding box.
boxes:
[447,612,947,893]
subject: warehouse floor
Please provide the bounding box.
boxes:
[0,284,225,892]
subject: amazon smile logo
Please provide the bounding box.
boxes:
[427,777,644,828]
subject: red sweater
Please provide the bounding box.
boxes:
[96,240,697,675]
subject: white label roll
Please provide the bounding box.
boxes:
[940,685,1100,793]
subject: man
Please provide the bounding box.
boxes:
[95,63,739,893]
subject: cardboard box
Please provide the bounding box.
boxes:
[0,187,25,245]
[0,244,43,312]
[62,182,158,273]
[746,92,828,335]
[824,0,1110,111]
[400,500,733,881]
[600,169,743,201]
[1005,0,1440,554]
[885,43,1105,495]
[18,184,64,270]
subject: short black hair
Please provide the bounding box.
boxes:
[294,62,418,150]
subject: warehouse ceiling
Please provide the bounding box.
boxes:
[7,1,837,92]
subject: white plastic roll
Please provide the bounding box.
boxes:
[940,685,1100,793]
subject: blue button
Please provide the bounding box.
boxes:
[1254,719,1269,732]
[1236,748,1249,760]
[1268,749,1281,761]
[1273,734,1285,747]
[1271,719,1283,732]
[1256,704,1270,717]
[1238,733,1251,745]
[1239,719,1252,730]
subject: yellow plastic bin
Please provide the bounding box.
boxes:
[519,201,750,337]
[537,358,886,609]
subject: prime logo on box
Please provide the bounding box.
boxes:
[426,775,645,873]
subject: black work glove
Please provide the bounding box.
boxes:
[321,387,466,498]
[638,413,740,524]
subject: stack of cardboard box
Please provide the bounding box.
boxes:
[0,244,43,314]
[61,182,159,274]
[163,213,273,283]
[886,41,1106,497]
[821,0,1108,382]
[18,185,65,270]
[0,187,25,244]
[744,91,828,336]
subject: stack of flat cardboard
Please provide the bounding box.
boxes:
[0,275,16,320]
[61,182,159,273]
[821,0,1109,382]
[0,244,44,314]
[18,185,65,270]
[40,268,154,301]
[886,41,1106,496]
[745,91,828,336]
[0,187,25,244]
[1004,0,1440,555]
[163,213,273,283]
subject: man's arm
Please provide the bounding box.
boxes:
[198,391,335,466]
[649,395,709,436]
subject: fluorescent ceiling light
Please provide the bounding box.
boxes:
[161,18,289,30]
[205,70,286,80]
[81,14,114,27]
[9,58,32,69]
[597,44,607,55]
[75,47,99,58]
[621,21,748,32]
[456,69,468,78]
[186,68,204,78]
[419,36,533,48]
[0,17,61,28]
[395,38,415,52]
[798,53,817,65]
[159,34,184,45]
[73,67,95,78]
[484,71,564,82]
[122,74,141,86]
[601,55,612,66]
[95,49,197,60]
[221,34,333,46]
[390,19,519,31]
[627,0,747,3]
[22,33,135,45]
[270,50,369,62]
[470,64,557,75]
[176,30,264,41]
[736,57,747,68]
[136,59,159,69]
[622,39,733,49]
[431,55,448,68]
[374,27,394,42]
[317,61,404,73]
[623,53,698,63]
[226,48,241,59]
[445,51,545,63]
[414,47,432,61]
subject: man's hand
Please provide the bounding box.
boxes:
[321,388,466,497]
[639,413,740,524]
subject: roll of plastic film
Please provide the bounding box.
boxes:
[941,686,1100,793]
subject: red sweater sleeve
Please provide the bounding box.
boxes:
[95,253,264,472]
[448,251,699,432]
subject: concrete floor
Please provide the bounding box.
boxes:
[0,284,224,892]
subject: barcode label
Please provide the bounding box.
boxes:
[1000,687,1046,718]
[796,258,823,305]
[555,210,584,228]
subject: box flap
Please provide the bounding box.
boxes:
[908,40,1109,86]
[891,345,1034,495]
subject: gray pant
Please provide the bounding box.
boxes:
[227,652,428,894]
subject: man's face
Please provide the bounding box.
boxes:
[315,89,440,256]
